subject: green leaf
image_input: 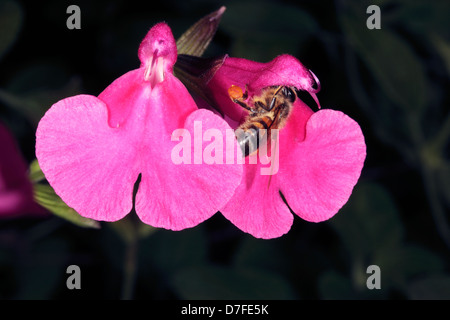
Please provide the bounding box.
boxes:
[330,183,445,294]
[0,0,23,61]
[176,6,226,57]
[29,159,45,183]
[2,62,82,124]
[407,274,450,300]
[318,270,356,300]
[436,162,450,207]
[392,0,450,39]
[330,182,404,260]
[233,236,289,274]
[143,227,207,274]
[172,265,296,299]
[33,184,100,229]
[340,3,428,113]
[374,244,444,289]
[15,237,69,299]
[174,54,226,110]
[221,0,317,61]
[109,215,157,244]
[431,34,450,76]
[318,268,388,300]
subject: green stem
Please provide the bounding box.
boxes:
[343,35,416,163]
[121,232,139,300]
[120,176,142,300]
[26,217,65,242]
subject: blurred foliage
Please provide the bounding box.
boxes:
[0,0,449,300]
[0,0,22,61]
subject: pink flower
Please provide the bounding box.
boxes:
[35,23,242,230]
[205,55,366,239]
[0,123,45,218]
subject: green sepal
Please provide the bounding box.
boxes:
[28,158,45,183]
[176,6,226,57]
[0,0,23,61]
[174,54,227,113]
[33,184,101,229]
[109,215,157,244]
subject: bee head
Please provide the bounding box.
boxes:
[281,86,296,103]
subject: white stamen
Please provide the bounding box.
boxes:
[144,55,153,81]
[144,55,165,87]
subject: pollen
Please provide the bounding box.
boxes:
[228,85,244,100]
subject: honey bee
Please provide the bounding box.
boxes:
[229,85,297,157]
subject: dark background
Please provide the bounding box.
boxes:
[0,0,449,300]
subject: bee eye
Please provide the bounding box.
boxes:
[282,87,296,102]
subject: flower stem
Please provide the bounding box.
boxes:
[120,175,142,300]
[121,230,139,300]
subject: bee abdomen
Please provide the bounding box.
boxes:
[235,126,258,157]
[235,116,272,157]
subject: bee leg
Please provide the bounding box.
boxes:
[242,84,249,100]
[231,84,252,110]
[254,101,270,113]
[232,99,254,112]
[255,98,277,112]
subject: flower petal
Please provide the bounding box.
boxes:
[278,109,366,222]
[279,99,315,144]
[138,22,177,70]
[36,94,139,221]
[99,69,147,128]
[136,107,243,230]
[221,163,293,239]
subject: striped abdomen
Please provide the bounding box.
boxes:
[235,114,274,157]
